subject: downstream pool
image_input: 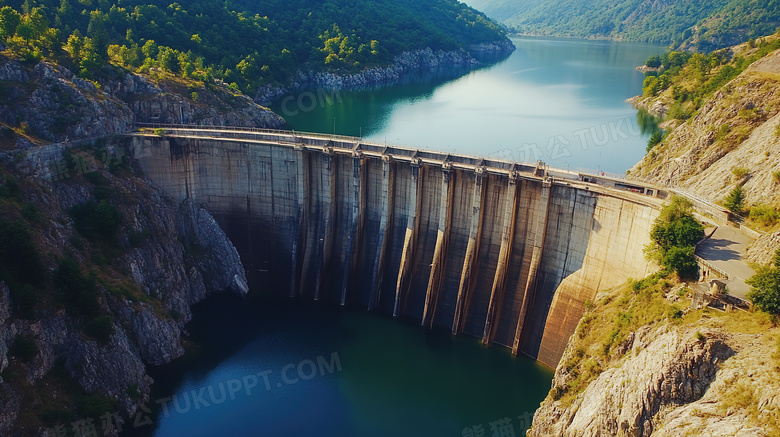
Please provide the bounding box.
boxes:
[125,294,553,437]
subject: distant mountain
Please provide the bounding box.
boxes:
[463,0,780,51]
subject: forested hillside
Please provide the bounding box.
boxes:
[0,0,507,94]
[465,0,780,51]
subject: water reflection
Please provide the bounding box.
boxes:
[274,37,664,173]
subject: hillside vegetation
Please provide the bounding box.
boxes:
[630,33,780,234]
[0,0,507,94]
[465,0,780,51]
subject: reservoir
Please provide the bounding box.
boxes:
[128,37,663,436]
[274,37,664,173]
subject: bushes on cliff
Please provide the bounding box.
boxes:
[70,200,122,243]
[645,196,703,279]
[747,266,780,316]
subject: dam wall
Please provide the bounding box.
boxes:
[131,128,660,367]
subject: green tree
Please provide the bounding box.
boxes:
[79,37,103,73]
[774,247,780,267]
[65,31,84,63]
[645,196,704,279]
[0,6,22,40]
[723,185,746,214]
[647,130,663,151]
[746,266,780,315]
[645,55,661,68]
[141,39,157,61]
[156,46,179,72]
[643,76,659,97]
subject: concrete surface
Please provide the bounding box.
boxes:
[695,225,756,300]
[132,129,662,368]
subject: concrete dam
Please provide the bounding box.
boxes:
[132,127,661,367]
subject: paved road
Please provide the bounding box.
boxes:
[695,225,756,300]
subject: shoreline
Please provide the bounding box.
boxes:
[254,40,515,104]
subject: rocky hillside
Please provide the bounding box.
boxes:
[0,55,285,148]
[629,39,780,259]
[629,46,780,209]
[529,277,780,436]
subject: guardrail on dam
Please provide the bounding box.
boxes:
[131,126,662,368]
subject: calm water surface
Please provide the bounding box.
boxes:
[132,37,664,437]
[129,295,552,437]
[274,37,664,173]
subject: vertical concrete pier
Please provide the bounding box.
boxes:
[452,167,486,334]
[422,163,454,327]
[482,174,519,344]
[393,159,423,317]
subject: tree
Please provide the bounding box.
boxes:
[79,37,103,74]
[746,266,780,315]
[723,185,745,214]
[643,76,660,97]
[774,247,780,267]
[645,55,661,68]
[647,130,663,151]
[645,196,704,279]
[0,6,22,40]
[65,31,84,63]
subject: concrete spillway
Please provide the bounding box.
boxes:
[132,128,660,367]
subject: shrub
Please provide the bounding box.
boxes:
[749,205,779,227]
[0,219,46,288]
[773,170,780,184]
[696,331,706,341]
[153,128,166,136]
[55,256,100,318]
[731,166,749,180]
[85,315,115,344]
[11,334,38,362]
[70,200,122,242]
[9,284,37,318]
[746,266,780,315]
[723,185,746,214]
[646,130,663,152]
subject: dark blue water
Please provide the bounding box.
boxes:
[128,295,552,437]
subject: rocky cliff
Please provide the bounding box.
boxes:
[0,55,285,148]
[529,279,780,436]
[0,141,248,435]
[0,54,265,434]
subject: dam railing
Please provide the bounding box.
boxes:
[132,123,669,205]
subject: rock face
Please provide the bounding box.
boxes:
[531,325,735,436]
[530,308,780,436]
[0,56,285,146]
[0,142,248,432]
[255,42,515,102]
[745,231,780,265]
[629,48,780,209]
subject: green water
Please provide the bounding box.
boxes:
[272,37,664,173]
[127,295,552,437]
